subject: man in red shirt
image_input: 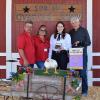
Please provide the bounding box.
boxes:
[17,20,35,68]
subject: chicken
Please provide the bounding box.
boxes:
[44,59,58,74]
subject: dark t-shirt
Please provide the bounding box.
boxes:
[69,26,91,53]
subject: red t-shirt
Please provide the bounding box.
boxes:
[34,36,50,62]
[17,32,35,65]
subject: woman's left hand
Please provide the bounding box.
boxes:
[59,47,64,51]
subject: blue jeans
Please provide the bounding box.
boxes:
[36,61,45,69]
[79,69,88,94]
[79,53,88,94]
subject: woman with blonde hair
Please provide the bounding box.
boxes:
[34,25,49,69]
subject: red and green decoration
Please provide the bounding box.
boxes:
[10,66,33,82]
[17,66,33,74]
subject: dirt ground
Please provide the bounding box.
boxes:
[81,86,100,100]
[0,86,100,100]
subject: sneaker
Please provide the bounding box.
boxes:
[82,93,88,97]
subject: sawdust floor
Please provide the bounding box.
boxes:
[0,86,100,100]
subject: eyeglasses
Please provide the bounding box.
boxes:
[40,29,46,31]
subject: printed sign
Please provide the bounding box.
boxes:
[69,48,83,70]
[15,4,82,21]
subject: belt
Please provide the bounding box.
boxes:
[53,50,69,54]
[52,50,60,53]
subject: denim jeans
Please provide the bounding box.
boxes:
[79,53,88,94]
[36,61,45,69]
[79,69,88,94]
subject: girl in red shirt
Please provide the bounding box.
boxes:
[34,25,49,69]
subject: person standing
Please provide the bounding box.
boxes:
[34,25,49,69]
[48,21,71,70]
[17,20,35,68]
[69,16,91,96]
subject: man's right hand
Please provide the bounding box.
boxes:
[18,49,29,67]
[24,59,29,67]
[73,41,80,46]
